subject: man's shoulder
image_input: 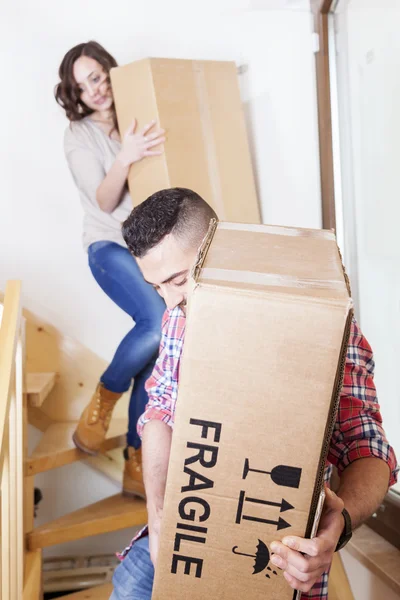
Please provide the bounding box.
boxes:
[346,316,373,362]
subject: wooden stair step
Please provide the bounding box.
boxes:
[26,418,127,475]
[85,446,125,485]
[26,372,56,407]
[56,583,113,599]
[23,549,42,600]
[28,493,147,550]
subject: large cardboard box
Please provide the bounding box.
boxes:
[110,58,260,223]
[152,221,353,600]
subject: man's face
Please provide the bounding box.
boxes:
[137,233,199,313]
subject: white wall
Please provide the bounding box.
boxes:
[1,0,321,557]
[334,0,400,489]
[0,0,321,360]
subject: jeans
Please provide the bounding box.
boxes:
[88,241,165,448]
[110,536,154,600]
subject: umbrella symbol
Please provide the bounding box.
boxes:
[243,459,302,489]
[232,540,278,578]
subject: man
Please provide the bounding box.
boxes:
[110,187,398,600]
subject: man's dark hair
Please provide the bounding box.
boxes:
[122,188,218,258]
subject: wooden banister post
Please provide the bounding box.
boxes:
[0,281,25,600]
[1,425,11,600]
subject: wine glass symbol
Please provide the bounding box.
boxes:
[242,459,302,489]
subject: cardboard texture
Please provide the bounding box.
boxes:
[110,58,260,223]
[152,221,353,600]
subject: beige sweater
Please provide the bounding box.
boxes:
[64,117,132,251]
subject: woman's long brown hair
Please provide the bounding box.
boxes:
[55,41,118,131]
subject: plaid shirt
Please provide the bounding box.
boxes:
[136,306,186,438]
[120,309,399,600]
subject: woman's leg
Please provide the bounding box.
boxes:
[74,241,164,456]
[110,537,154,600]
[122,362,157,496]
[88,242,165,394]
[85,242,165,452]
[127,360,155,449]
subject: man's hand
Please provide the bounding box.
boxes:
[269,487,344,593]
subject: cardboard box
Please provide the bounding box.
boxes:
[110,58,260,223]
[152,221,353,600]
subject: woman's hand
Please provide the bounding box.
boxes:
[96,119,165,212]
[117,119,165,168]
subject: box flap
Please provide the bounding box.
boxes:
[194,222,351,304]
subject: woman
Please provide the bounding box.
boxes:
[55,41,166,498]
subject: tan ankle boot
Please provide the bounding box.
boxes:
[72,383,122,455]
[123,446,146,499]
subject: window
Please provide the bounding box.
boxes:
[328,0,400,544]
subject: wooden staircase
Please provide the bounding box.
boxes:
[28,493,146,550]
[24,305,129,484]
[26,418,126,475]
[26,372,56,407]
[23,372,146,600]
[1,285,355,600]
[0,285,147,600]
[22,321,147,598]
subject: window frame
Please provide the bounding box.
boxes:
[311,0,399,548]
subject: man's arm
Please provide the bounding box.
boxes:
[142,420,172,566]
[269,457,391,594]
[269,318,398,594]
[338,456,390,528]
[137,309,184,565]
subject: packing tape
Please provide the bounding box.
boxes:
[192,219,219,282]
[193,62,226,220]
[218,222,336,240]
[201,268,348,291]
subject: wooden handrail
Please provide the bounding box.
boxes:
[0,280,22,464]
[0,280,24,600]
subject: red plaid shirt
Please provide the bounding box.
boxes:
[121,309,398,600]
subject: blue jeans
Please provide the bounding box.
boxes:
[110,536,154,600]
[88,241,165,448]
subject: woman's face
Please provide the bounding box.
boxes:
[73,56,113,113]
